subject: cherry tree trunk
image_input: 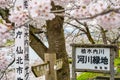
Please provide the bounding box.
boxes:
[30,2,70,80]
[46,14,70,80]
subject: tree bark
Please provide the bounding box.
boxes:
[100,27,108,44]
[46,15,70,80]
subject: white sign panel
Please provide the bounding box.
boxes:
[75,48,110,71]
[15,27,25,80]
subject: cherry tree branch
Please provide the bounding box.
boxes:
[51,7,79,13]
[65,28,77,39]
[55,8,120,20]
[65,22,86,32]
[72,30,81,41]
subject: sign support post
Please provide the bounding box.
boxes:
[72,47,76,80]
[110,48,115,80]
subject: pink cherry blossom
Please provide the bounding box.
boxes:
[27,0,55,28]
[0,23,8,33]
[70,6,90,19]
[9,10,29,27]
[0,0,12,9]
[0,23,12,46]
[28,0,55,20]
[52,0,75,7]
[89,0,109,16]
[82,0,91,5]
[0,51,10,71]
[97,12,120,30]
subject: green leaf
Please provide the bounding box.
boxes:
[0,19,3,24]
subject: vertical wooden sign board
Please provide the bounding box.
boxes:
[71,44,117,80]
[15,0,29,80]
[45,53,57,80]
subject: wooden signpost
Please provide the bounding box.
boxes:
[55,59,63,70]
[15,0,29,80]
[71,44,118,80]
[32,53,63,80]
[32,62,50,77]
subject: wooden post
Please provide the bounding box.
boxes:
[45,53,57,80]
[110,48,115,80]
[72,46,76,80]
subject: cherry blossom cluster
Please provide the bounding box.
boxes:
[69,0,120,29]
[0,50,13,72]
[0,23,11,46]
[0,47,14,80]
[0,0,12,9]
[0,17,13,46]
[81,0,91,5]
[8,0,55,28]
[0,23,8,33]
[9,10,29,27]
[0,0,120,30]
[29,0,53,19]
[70,0,109,19]
[97,12,120,30]
[52,0,75,7]
[52,0,92,8]
[29,18,46,29]
[0,32,11,46]
[28,0,55,28]
[1,0,119,30]
[70,6,90,19]
[88,0,109,16]
[1,71,15,80]
[110,0,120,8]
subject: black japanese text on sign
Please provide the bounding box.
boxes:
[15,28,25,80]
